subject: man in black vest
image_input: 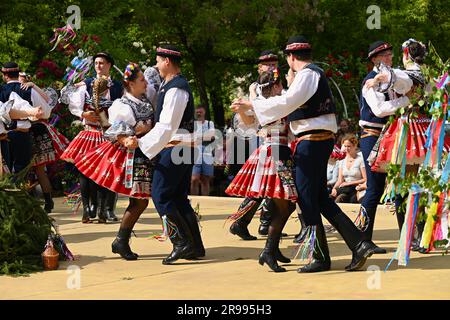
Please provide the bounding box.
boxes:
[233,36,377,272]
[357,41,412,253]
[1,62,48,174]
[131,44,205,264]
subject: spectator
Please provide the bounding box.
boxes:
[335,118,353,147]
[327,145,345,194]
[331,134,366,203]
[191,105,215,195]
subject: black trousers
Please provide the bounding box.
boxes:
[1,131,32,174]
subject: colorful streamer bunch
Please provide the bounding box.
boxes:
[224,198,258,227]
[423,99,448,170]
[386,184,422,269]
[152,215,179,242]
[293,225,324,262]
[49,25,77,52]
[63,54,93,84]
[63,183,82,214]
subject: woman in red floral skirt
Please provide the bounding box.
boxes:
[76,63,157,260]
[226,68,298,272]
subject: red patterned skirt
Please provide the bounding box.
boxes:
[75,141,153,199]
[225,144,297,201]
[371,116,430,173]
[60,128,105,163]
[30,121,70,167]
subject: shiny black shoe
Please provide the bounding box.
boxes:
[345,240,377,271]
[112,238,138,260]
[298,259,331,273]
[162,244,195,265]
[259,251,286,272]
[230,222,257,240]
[106,209,119,222]
[373,246,387,254]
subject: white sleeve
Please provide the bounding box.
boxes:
[108,100,136,126]
[252,68,320,126]
[363,86,410,118]
[31,88,51,119]
[138,88,189,160]
[8,92,34,114]
[68,85,87,118]
[392,69,413,95]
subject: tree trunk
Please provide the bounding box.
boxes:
[209,84,225,128]
[192,60,210,118]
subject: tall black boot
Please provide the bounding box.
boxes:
[258,199,288,237]
[80,191,92,223]
[183,211,205,258]
[298,223,331,273]
[162,212,195,265]
[327,212,377,271]
[229,198,260,240]
[111,228,138,260]
[258,199,272,236]
[258,235,286,272]
[88,179,98,218]
[97,189,107,224]
[105,191,118,222]
[294,210,307,243]
[362,207,386,254]
[43,192,54,213]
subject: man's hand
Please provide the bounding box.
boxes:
[330,188,338,198]
[286,68,296,87]
[82,111,100,122]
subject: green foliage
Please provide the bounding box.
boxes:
[0,173,53,276]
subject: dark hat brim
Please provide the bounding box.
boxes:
[93,52,114,66]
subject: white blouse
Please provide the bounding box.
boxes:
[339,154,365,182]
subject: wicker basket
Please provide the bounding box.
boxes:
[42,245,60,270]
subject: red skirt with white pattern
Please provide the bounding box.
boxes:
[371,115,430,173]
[60,128,105,163]
[225,144,297,201]
[75,141,153,199]
[30,121,70,167]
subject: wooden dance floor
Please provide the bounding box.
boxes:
[2,196,449,299]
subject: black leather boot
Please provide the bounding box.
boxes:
[258,199,288,237]
[112,228,138,260]
[162,212,195,265]
[327,212,377,271]
[362,207,386,254]
[183,211,205,258]
[258,199,272,236]
[293,211,307,243]
[229,198,259,240]
[298,223,331,273]
[258,235,286,272]
[105,191,118,222]
[43,192,54,213]
[97,190,107,223]
[81,193,92,223]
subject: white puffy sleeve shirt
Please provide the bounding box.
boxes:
[138,87,189,160]
[252,67,337,135]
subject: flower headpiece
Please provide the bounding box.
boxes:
[123,62,140,82]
